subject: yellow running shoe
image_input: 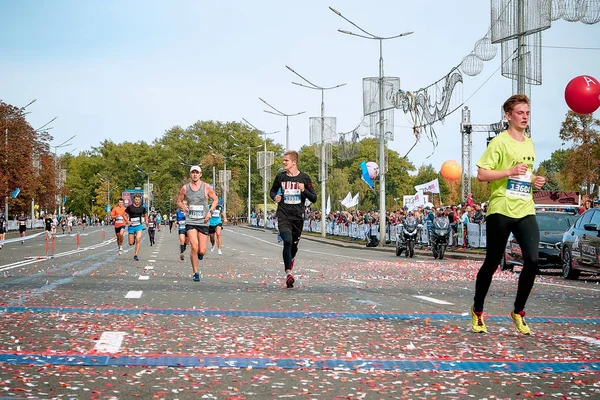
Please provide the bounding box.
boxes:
[510,311,531,335]
[471,305,487,333]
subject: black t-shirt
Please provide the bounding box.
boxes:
[269,171,317,221]
[17,216,27,226]
[125,204,147,226]
[45,217,53,230]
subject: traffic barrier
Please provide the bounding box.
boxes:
[77,233,81,246]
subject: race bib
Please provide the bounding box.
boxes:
[188,205,205,220]
[178,220,185,226]
[148,222,155,228]
[115,216,124,223]
[131,217,141,226]
[506,172,532,199]
[211,210,221,218]
[283,188,301,205]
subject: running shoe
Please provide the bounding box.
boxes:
[119,246,123,251]
[217,249,222,255]
[193,272,200,282]
[471,305,487,333]
[118,250,123,255]
[180,253,184,261]
[510,311,531,335]
[286,273,295,288]
[210,245,215,253]
[133,255,139,261]
[198,254,203,261]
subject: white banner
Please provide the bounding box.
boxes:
[403,193,429,208]
[414,178,440,194]
[340,192,352,208]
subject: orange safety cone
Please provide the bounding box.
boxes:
[77,233,81,246]
[102,229,105,240]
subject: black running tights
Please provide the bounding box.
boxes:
[473,213,539,313]
[278,219,303,272]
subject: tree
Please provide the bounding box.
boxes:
[0,100,57,217]
[559,111,600,196]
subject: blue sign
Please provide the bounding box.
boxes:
[11,188,20,198]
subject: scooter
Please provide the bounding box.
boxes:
[396,216,421,258]
[430,216,450,260]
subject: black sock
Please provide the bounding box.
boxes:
[198,253,203,260]
[180,244,185,253]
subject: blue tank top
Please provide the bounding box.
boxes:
[209,204,223,226]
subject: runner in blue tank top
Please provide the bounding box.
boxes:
[209,201,228,255]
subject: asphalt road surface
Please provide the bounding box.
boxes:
[0,225,598,399]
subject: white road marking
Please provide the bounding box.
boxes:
[413,295,453,305]
[344,279,365,284]
[138,275,150,280]
[125,291,143,298]
[537,280,600,292]
[93,332,126,353]
[148,259,156,263]
[144,266,154,270]
[570,336,600,347]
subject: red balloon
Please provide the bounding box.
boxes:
[564,75,600,114]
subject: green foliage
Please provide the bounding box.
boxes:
[57,122,424,216]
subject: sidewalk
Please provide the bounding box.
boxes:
[241,225,486,261]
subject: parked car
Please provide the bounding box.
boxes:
[500,211,578,271]
[560,208,600,280]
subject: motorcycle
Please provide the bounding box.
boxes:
[429,216,450,260]
[396,216,421,258]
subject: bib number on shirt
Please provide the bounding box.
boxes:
[115,216,124,223]
[130,217,141,226]
[506,172,532,199]
[211,210,220,218]
[283,188,301,205]
[188,205,205,220]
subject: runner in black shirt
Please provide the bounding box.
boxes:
[0,211,6,249]
[17,212,28,244]
[124,194,147,261]
[269,150,317,288]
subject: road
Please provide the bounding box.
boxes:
[0,225,598,399]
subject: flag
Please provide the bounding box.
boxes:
[11,188,20,198]
[359,161,375,189]
[414,178,440,194]
[349,192,360,208]
[340,192,352,208]
[326,195,331,215]
[407,190,425,211]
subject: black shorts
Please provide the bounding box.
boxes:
[115,226,125,234]
[178,229,187,237]
[278,219,303,237]
[208,224,223,234]
[186,225,209,236]
[19,226,26,233]
[0,227,5,234]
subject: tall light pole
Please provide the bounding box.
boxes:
[242,119,278,228]
[232,138,262,225]
[286,65,345,238]
[135,165,156,210]
[258,97,305,151]
[330,7,413,246]
[210,149,236,217]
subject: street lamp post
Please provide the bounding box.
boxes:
[135,165,157,210]
[330,7,413,246]
[210,151,236,217]
[232,139,262,225]
[285,65,345,238]
[258,97,305,151]
[242,119,278,228]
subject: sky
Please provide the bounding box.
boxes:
[1,0,599,176]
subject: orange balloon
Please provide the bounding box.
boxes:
[441,160,462,181]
